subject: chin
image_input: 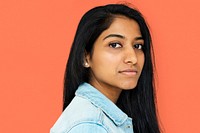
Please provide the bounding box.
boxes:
[119,81,138,90]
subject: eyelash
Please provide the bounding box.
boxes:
[109,42,144,50]
[109,43,122,48]
[134,44,144,50]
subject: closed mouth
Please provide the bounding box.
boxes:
[119,69,138,76]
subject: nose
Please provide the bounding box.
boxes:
[124,47,137,65]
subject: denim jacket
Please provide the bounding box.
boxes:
[50,83,134,133]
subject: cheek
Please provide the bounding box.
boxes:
[90,51,121,74]
[139,54,145,70]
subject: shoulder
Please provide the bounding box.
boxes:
[50,96,107,133]
[67,122,108,133]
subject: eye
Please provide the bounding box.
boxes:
[109,43,122,48]
[134,44,143,50]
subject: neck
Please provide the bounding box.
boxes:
[89,80,122,103]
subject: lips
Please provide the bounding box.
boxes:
[119,69,138,76]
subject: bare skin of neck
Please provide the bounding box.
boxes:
[89,74,122,103]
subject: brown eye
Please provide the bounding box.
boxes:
[134,44,143,50]
[109,43,122,48]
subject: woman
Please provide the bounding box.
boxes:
[51,4,161,133]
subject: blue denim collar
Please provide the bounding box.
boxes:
[75,82,131,126]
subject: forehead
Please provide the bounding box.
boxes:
[99,16,142,39]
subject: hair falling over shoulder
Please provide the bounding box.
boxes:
[63,4,162,133]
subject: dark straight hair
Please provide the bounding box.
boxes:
[63,4,161,133]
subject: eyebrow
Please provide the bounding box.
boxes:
[103,34,125,40]
[103,34,144,41]
[135,36,144,41]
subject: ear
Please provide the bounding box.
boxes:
[83,51,90,68]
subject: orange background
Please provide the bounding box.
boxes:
[0,0,200,132]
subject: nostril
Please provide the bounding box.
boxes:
[124,56,138,64]
[123,47,138,64]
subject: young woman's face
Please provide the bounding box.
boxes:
[86,16,145,93]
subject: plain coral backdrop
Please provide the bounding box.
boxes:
[0,0,200,132]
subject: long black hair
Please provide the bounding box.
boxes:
[63,4,161,133]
